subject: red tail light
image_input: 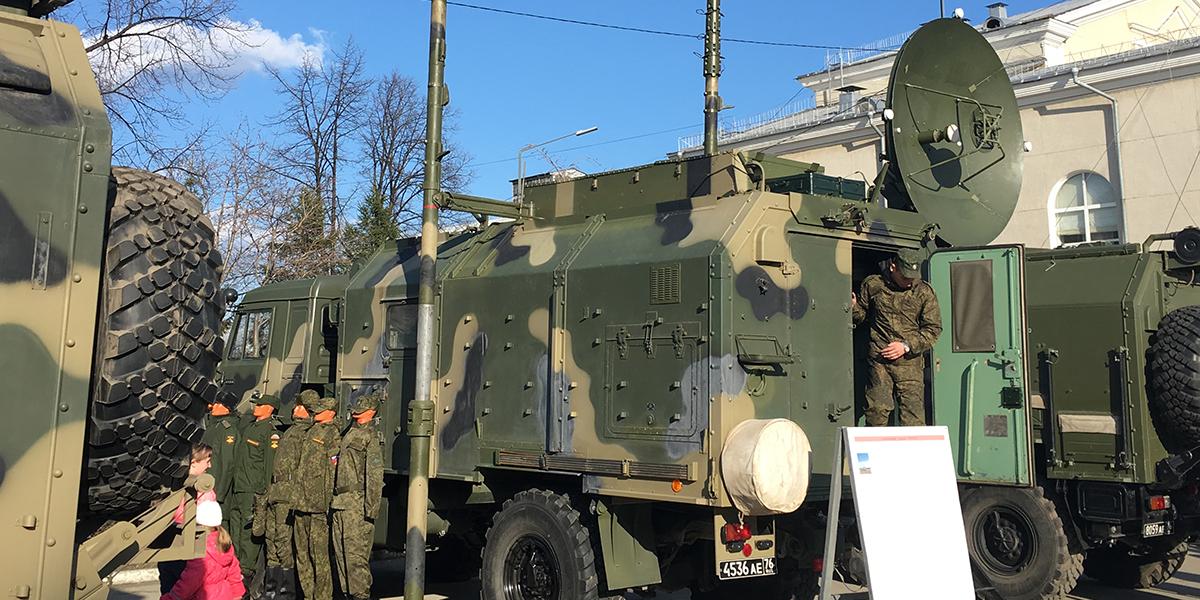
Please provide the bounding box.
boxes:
[721,523,752,544]
[1149,495,1171,511]
[813,558,824,573]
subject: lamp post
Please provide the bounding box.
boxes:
[516,126,598,205]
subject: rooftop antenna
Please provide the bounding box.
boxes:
[702,0,723,156]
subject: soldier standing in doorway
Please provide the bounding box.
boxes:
[229,395,284,586]
[257,390,315,600]
[852,249,943,426]
[292,395,340,600]
[201,398,240,508]
[332,390,385,600]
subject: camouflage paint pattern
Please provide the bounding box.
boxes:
[0,9,115,600]
[328,152,931,510]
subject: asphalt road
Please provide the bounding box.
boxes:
[111,544,1200,599]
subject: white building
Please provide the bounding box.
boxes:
[681,0,1200,247]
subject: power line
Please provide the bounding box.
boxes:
[441,1,898,52]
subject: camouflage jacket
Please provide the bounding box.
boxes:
[232,414,284,494]
[267,417,311,507]
[200,413,241,501]
[852,274,943,363]
[292,420,340,513]
[331,421,384,519]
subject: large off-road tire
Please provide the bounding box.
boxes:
[480,489,601,600]
[84,167,224,517]
[1147,305,1200,453]
[1083,537,1191,589]
[960,486,1083,600]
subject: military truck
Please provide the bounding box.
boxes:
[221,9,1200,600]
[0,1,226,598]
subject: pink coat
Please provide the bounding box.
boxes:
[161,532,245,600]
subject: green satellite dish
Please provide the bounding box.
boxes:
[884,17,1023,246]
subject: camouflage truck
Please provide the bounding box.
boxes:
[0,1,226,598]
[222,11,1200,600]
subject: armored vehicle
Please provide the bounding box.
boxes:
[222,7,1200,600]
[0,1,226,598]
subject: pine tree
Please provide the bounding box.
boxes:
[344,186,400,267]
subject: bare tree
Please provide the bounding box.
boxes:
[169,125,301,290]
[66,0,251,166]
[359,71,472,234]
[266,39,370,236]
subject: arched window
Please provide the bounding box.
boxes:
[1050,172,1122,247]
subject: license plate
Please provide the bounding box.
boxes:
[1143,521,1166,538]
[718,557,776,580]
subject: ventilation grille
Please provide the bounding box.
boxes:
[650,263,681,305]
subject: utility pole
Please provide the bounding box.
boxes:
[702,0,722,156]
[404,0,444,598]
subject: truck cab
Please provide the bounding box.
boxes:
[217,276,347,409]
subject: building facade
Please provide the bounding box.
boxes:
[681,0,1200,248]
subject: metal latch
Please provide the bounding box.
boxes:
[672,324,686,358]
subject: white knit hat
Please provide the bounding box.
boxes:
[196,500,223,527]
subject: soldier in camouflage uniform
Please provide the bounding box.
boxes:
[229,394,285,585]
[200,400,240,508]
[257,390,316,600]
[292,395,340,600]
[332,391,385,600]
[852,249,943,426]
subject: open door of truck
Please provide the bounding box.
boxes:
[928,246,1033,486]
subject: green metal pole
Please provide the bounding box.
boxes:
[404,0,445,597]
[702,0,722,156]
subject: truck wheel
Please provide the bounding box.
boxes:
[480,489,601,600]
[1083,537,1191,589]
[960,487,1083,600]
[84,167,224,517]
[1147,305,1200,453]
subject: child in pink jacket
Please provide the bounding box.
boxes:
[161,500,245,600]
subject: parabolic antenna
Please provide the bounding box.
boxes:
[884,17,1023,246]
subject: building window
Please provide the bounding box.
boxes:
[1050,172,1122,246]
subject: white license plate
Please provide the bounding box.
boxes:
[718,557,776,580]
[1143,521,1167,538]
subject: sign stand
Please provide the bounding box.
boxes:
[817,426,976,600]
[818,428,847,600]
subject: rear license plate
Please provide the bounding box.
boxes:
[718,556,776,580]
[1143,521,1166,538]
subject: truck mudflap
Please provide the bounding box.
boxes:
[73,478,209,599]
[713,512,776,581]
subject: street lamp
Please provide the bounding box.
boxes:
[516,126,599,206]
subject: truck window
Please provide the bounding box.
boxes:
[228,309,273,360]
[386,303,417,350]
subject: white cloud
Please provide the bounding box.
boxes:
[228,19,326,73]
[85,17,325,94]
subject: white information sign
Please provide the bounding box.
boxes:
[844,426,974,600]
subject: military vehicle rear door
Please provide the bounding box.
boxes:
[928,246,1032,486]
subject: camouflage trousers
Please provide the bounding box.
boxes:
[866,359,926,426]
[293,511,333,600]
[264,502,294,569]
[228,490,262,573]
[332,500,375,599]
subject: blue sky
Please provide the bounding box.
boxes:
[153,0,1048,203]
